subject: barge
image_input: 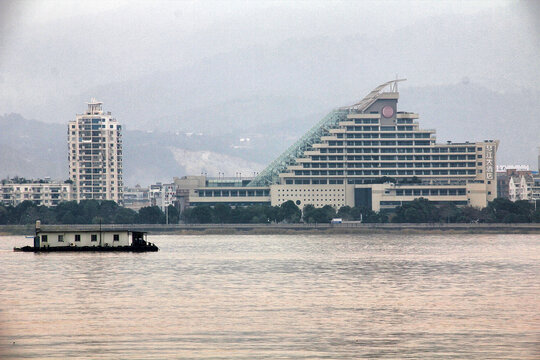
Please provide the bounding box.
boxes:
[14,221,159,252]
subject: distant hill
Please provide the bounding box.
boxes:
[0,114,268,186]
[1,82,538,187]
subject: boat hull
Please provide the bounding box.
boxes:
[14,245,159,253]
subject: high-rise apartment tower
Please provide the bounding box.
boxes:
[68,99,123,204]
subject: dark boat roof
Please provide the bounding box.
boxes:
[37,225,146,234]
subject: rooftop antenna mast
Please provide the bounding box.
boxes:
[391,74,400,92]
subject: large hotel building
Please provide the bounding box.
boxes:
[176,80,498,211]
[68,99,123,204]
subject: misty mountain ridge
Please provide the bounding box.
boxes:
[5,4,538,132]
[1,82,538,187]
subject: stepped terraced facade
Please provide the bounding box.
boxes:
[178,80,498,211]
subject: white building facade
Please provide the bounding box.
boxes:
[37,230,130,248]
[150,182,177,211]
[0,180,73,207]
[68,99,123,204]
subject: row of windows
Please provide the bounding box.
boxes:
[1,187,66,192]
[326,140,436,147]
[198,189,270,197]
[310,155,473,161]
[346,126,380,131]
[396,119,414,124]
[345,125,420,131]
[395,188,466,196]
[338,148,475,155]
[346,169,474,175]
[277,188,344,192]
[352,119,379,124]
[340,132,431,140]
[287,168,476,180]
[381,200,469,206]
[321,143,476,153]
[328,140,433,146]
[310,154,459,161]
[301,162,476,170]
[41,234,120,242]
[190,201,271,207]
[284,179,344,185]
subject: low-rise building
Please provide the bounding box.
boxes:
[123,185,151,211]
[0,178,74,207]
[149,182,178,211]
[508,173,533,201]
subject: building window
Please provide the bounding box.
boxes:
[41,235,48,242]
[58,235,64,242]
[75,234,81,242]
[91,234,97,242]
[113,234,120,241]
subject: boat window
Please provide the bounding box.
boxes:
[75,234,81,242]
[91,234,97,242]
[41,235,48,242]
[113,234,120,241]
[58,235,64,242]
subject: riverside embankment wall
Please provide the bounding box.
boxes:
[1,223,540,235]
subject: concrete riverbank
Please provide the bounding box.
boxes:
[1,223,540,235]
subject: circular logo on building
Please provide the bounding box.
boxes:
[382,105,394,118]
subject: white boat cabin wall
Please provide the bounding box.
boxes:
[37,231,131,248]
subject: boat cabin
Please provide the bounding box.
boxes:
[34,224,148,249]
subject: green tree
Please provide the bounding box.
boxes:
[337,206,353,220]
[183,205,213,224]
[113,207,137,224]
[302,204,317,223]
[213,204,232,223]
[279,200,301,223]
[438,203,460,223]
[98,200,119,223]
[483,198,533,223]
[0,205,8,224]
[137,206,165,224]
[392,198,440,223]
[60,211,76,224]
[165,205,180,224]
[456,206,483,223]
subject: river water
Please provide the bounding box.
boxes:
[0,234,538,359]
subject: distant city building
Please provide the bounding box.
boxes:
[0,178,73,207]
[68,99,123,204]
[532,174,540,204]
[496,165,529,172]
[176,80,499,211]
[149,182,177,211]
[508,174,533,201]
[123,185,151,211]
[173,176,206,212]
[497,166,534,201]
[497,166,527,199]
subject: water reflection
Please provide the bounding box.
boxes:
[0,234,538,359]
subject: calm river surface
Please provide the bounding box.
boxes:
[0,234,538,359]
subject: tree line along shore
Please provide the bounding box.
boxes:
[0,198,538,226]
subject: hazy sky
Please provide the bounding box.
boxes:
[1,0,537,108]
[1,0,539,168]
